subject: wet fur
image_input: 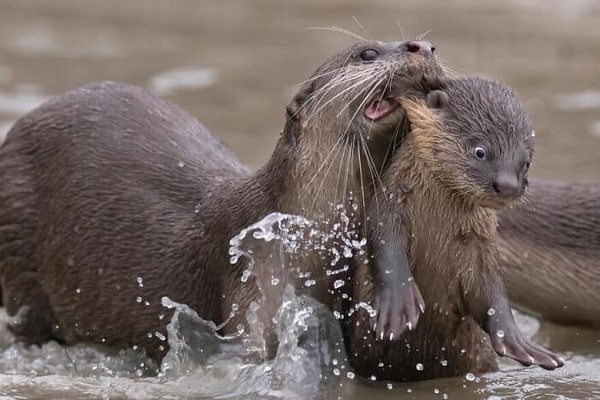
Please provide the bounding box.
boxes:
[0,41,442,360]
[346,78,560,382]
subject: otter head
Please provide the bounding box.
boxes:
[282,39,443,210]
[404,77,534,209]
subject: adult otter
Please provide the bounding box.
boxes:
[498,179,600,328]
[0,40,441,361]
[348,77,564,382]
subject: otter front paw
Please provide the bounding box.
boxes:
[373,282,424,341]
[489,327,565,370]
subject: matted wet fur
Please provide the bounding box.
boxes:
[0,40,442,360]
[347,77,564,382]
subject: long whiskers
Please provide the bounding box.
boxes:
[303,65,387,121]
[416,30,431,40]
[304,26,368,42]
[352,16,371,39]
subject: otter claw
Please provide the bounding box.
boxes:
[490,329,564,370]
[372,281,424,341]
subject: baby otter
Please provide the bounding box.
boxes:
[349,77,564,381]
[0,40,442,360]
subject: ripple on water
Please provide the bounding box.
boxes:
[148,67,219,96]
[553,91,600,111]
[0,92,48,115]
[7,24,123,59]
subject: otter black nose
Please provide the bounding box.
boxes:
[405,40,435,55]
[492,174,520,198]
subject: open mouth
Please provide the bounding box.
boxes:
[364,98,400,121]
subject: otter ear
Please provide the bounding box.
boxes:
[426,90,449,109]
[286,80,315,119]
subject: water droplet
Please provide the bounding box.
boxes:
[144,301,150,306]
[387,383,393,390]
[158,313,164,320]
[333,368,340,376]
[369,375,377,381]
[231,303,239,311]
[443,394,449,399]
[416,363,424,371]
[407,388,412,393]
[531,130,536,137]
[487,308,496,316]
[496,330,505,338]
[146,332,152,338]
[346,371,355,379]
[378,362,384,367]
[136,277,144,287]
[440,359,448,367]
[333,279,345,289]
[155,331,166,341]
[136,296,142,303]
[75,288,81,294]
[434,388,440,394]
[304,279,316,287]
[271,277,280,286]
[465,372,476,381]
[178,161,184,168]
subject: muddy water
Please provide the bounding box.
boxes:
[0,0,599,398]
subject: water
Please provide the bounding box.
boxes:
[0,0,599,398]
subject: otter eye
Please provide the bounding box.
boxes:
[525,161,531,169]
[474,146,487,160]
[360,49,380,62]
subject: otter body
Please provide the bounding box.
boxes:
[349,77,563,382]
[0,40,441,359]
[499,179,600,328]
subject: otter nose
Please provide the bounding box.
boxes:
[492,174,520,198]
[404,40,435,55]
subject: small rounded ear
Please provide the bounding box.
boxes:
[426,90,449,109]
[286,80,315,119]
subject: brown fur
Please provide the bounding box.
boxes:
[0,40,442,360]
[499,179,600,328]
[347,78,563,382]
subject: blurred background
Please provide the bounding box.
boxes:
[0,0,598,181]
[0,1,598,398]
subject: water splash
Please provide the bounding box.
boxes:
[157,285,346,399]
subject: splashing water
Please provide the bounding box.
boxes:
[0,212,352,399]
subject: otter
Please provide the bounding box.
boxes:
[347,77,564,382]
[0,40,442,361]
[498,179,600,328]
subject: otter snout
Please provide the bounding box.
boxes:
[492,173,520,198]
[402,40,435,55]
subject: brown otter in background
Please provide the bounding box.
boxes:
[348,77,564,382]
[499,179,600,328]
[0,40,442,361]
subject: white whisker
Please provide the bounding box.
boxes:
[304,26,368,42]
